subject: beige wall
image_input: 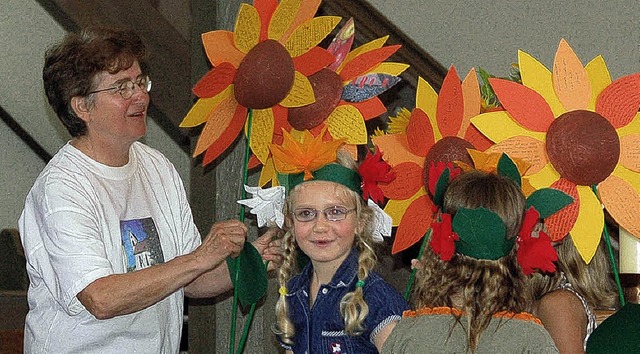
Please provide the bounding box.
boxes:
[368,0,638,80]
[0,0,191,230]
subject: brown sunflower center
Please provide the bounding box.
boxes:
[423,136,475,189]
[288,68,343,130]
[545,110,620,186]
[234,40,295,109]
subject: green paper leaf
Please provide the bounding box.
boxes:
[453,208,513,260]
[226,242,268,308]
[497,153,521,187]
[433,168,450,209]
[526,188,574,219]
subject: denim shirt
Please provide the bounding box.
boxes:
[281,248,409,354]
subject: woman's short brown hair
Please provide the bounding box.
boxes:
[43,27,146,137]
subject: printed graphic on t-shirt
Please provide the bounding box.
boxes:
[121,218,165,272]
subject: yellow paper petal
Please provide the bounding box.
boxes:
[617,112,640,137]
[459,68,481,136]
[268,0,302,41]
[527,163,561,189]
[284,16,341,57]
[570,185,604,264]
[180,86,233,127]
[384,190,423,227]
[338,36,389,73]
[280,0,321,42]
[279,71,316,107]
[585,55,612,111]
[249,108,275,164]
[600,174,640,237]
[471,111,545,143]
[371,133,424,167]
[416,76,439,139]
[518,49,565,117]
[327,105,368,145]
[259,157,278,187]
[233,3,261,54]
[368,62,410,77]
[553,39,590,111]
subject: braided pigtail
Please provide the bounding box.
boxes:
[340,199,377,335]
[273,228,299,345]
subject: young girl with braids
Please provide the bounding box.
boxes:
[273,150,408,354]
[383,169,560,353]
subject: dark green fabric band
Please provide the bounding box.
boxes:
[285,164,362,195]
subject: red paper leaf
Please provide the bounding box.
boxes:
[339,45,401,82]
[254,0,277,41]
[489,78,556,132]
[192,62,236,98]
[203,105,249,166]
[378,162,424,200]
[392,195,434,254]
[406,108,435,157]
[544,178,579,241]
[346,97,386,120]
[437,66,464,138]
[596,73,640,129]
[293,47,336,76]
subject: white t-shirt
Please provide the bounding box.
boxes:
[19,141,201,354]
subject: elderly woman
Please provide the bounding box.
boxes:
[19,27,280,353]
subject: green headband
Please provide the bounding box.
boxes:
[453,207,516,260]
[280,164,362,196]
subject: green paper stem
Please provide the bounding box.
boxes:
[235,259,270,354]
[591,185,625,307]
[404,229,431,300]
[229,109,254,354]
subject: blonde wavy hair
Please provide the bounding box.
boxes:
[527,234,618,310]
[412,171,530,353]
[273,155,378,345]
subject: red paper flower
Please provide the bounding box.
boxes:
[359,148,395,204]
[430,213,459,261]
[427,161,462,197]
[516,207,558,275]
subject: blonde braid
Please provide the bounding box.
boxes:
[273,229,299,345]
[340,199,377,335]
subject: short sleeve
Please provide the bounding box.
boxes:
[362,275,409,342]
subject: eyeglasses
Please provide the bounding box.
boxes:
[87,75,152,99]
[293,206,356,222]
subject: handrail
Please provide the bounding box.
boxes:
[0,105,52,163]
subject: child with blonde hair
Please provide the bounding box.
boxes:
[271,133,407,354]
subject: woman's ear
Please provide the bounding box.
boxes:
[71,96,91,122]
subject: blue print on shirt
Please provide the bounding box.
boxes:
[121,218,165,272]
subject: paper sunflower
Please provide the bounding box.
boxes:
[472,39,640,262]
[372,66,491,253]
[256,18,408,186]
[180,0,341,166]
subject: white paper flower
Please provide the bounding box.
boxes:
[368,199,392,242]
[237,185,286,228]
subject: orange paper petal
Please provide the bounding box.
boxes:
[596,73,640,129]
[379,162,424,200]
[293,46,336,77]
[489,78,556,132]
[553,39,591,111]
[464,125,493,152]
[193,96,240,157]
[460,68,481,136]
[406,108,435,157]
[255,0,278,41]
[485,136,547,175]
[620,134,640,172]
[599,175,640,237]
[192,62,236,98]
[339,45,401,82]
[280,0,321,42]
[347,97,387,120]
[202,30,244,68]
[202,105,248,166]
[545,178,579,241]
[392,195,434,254]
[437,66,464,138]
[372,134,424,167]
